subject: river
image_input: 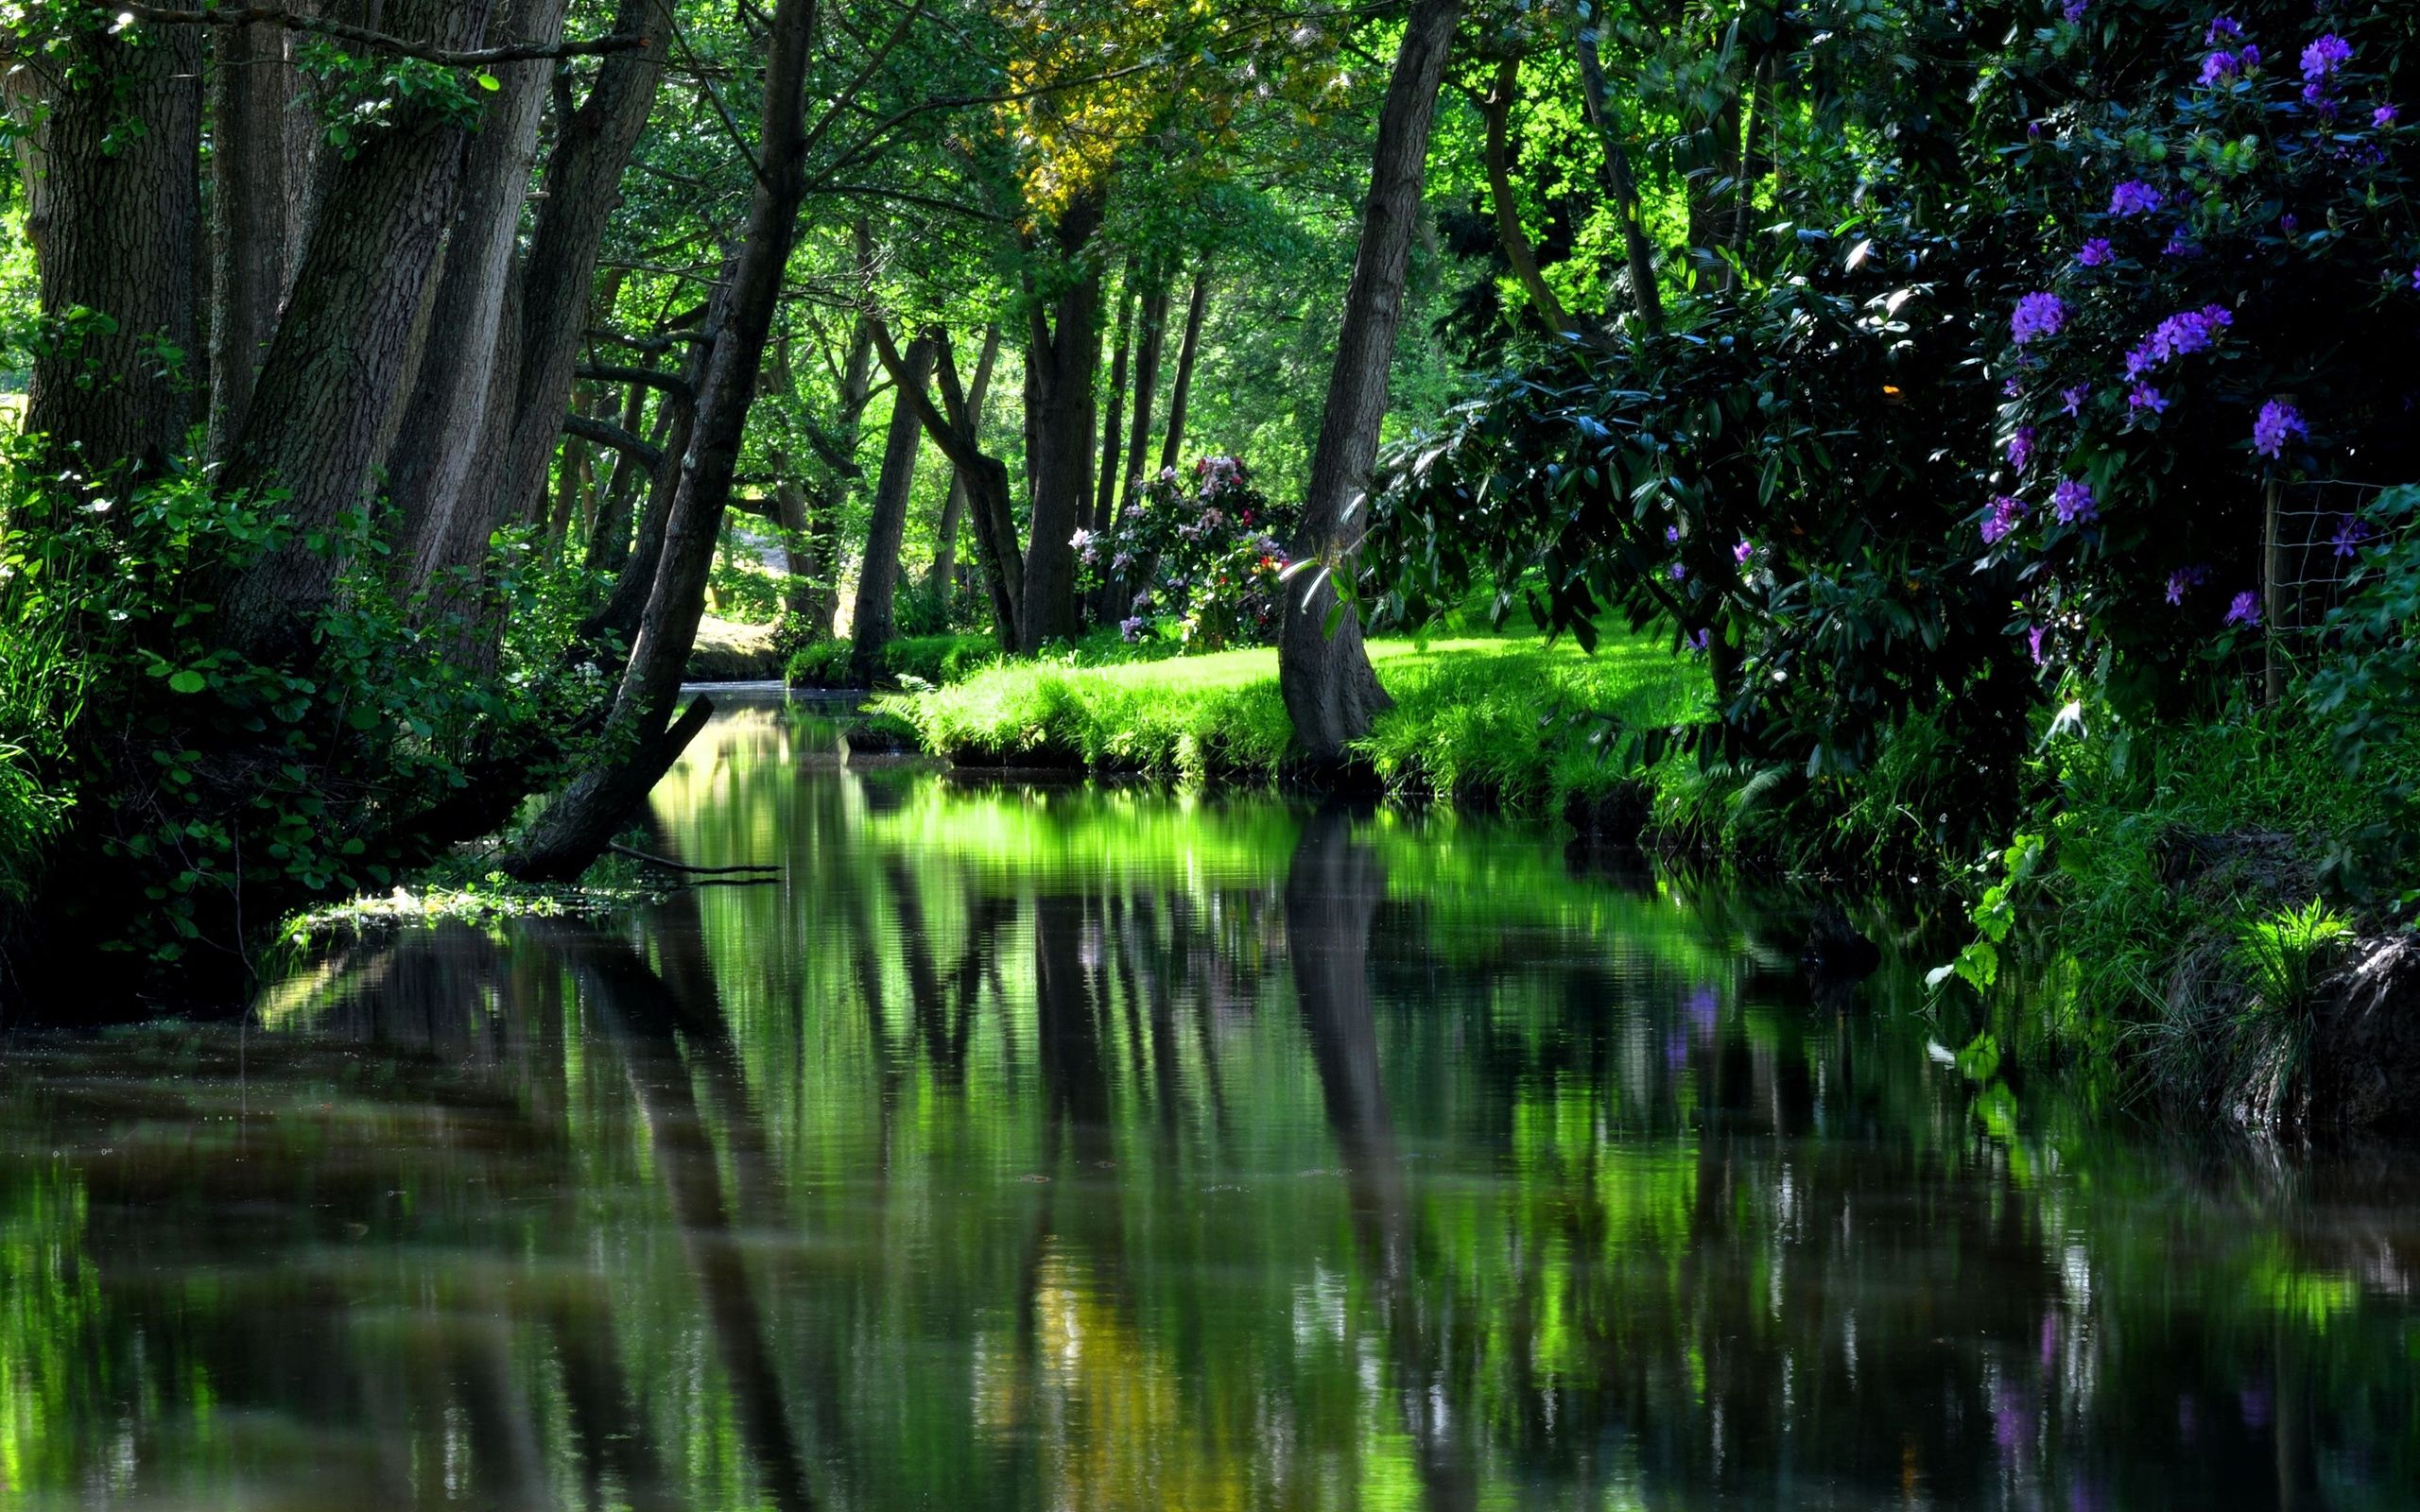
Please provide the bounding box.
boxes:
[0,690,2411,1508]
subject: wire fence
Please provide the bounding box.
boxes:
[2268,477,2396,641]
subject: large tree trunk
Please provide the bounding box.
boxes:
[423,0,667,598]
[1157,267,1209,472]
[22,19,202,484]
[216,0,499,663]
[509,0,819,883]
[847,335,934,686]
[389,0,571,576]
[878,322,1022,652]
[1017,190,1106,652]
[925,324,1001,614]
[1278,0,1463,762]
[1573,5,1663,331]
[206,15,291,465]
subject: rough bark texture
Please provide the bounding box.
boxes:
[1481,57,1575,336]
[23,21,203,483]
[1017,191,1106,652]
[510,0,818,882]
[585,369,663,575]
[216,0,498,662]
[1093,276,1136,533]
[925,324,999,612]
[1574,9,1663,331]
[206,15,291,464]
[1118,277,1171,518]
[1279,0,1463,761]
[847,335,933,686]
[589,271,727,646]
[1157,268,1209,472]
[879,322,1021,651]
[389,0,569,574]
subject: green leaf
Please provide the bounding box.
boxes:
[167,670,206,695]
[475,72,502,92]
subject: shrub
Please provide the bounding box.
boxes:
[1075,455,1296,651]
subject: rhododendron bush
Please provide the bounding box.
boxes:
[1074,456,1296,652]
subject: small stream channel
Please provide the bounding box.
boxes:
[0,688,2410,1508]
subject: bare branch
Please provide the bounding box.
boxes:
[115,5,651,67]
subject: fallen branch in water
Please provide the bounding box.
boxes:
[608,843,780,875]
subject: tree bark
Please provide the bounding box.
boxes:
[847,335,934,685]
[925,323,1000,613]
[1118,276,1171,518]
[588,266,728,646]
[1481,56,1575,336]
[216,0,498,663]
[876,321,1021,652]
[388,0,571,576]
[585,366,663,574]
[1017,189,1106,652]
[1278,0,1463,762]
[509,0,819,882]
[1574,5,1662,332]
[1157,267,1209,472]
[22,19,203,485]
[206,13,291,464]
[1093,272,1136,533]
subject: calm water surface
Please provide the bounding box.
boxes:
[1,692,2413,1509]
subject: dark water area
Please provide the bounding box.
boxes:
[0,690,2412,1508]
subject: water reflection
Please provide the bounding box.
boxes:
[0,695,2411,1508]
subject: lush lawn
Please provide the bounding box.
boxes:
[879,629,1707,811]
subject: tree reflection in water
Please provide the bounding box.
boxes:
[0,697,2410,1508]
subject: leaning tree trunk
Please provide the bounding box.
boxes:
[1017,190,1106,652]
[509,0,819,883]
[925,324,1001,613]
[879,322,1022,652]
[847,335,934,686]
[1157,267,1210,472]
[216,0,499,664]
[22,18,202,485]
[1481,56,1576,335]
[587,272,725,646]
[1573,4,1662,331]
[206,13,291,464]
[389,0,570,575]
[1278,0,1464,762]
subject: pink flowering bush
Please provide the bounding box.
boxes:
[1073,455,1296,653]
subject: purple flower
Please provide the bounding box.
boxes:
[1119,615,1147,643]
[2052,477,2097,524]
[2164,565,2209,604]
[1665,524,1681,543]
[2011,292,2067,345]
[2004,377,2024,398]
[2303,82,2339,119]
[1689,628,1710,651]
[1981,495,2028,545]
[2061,384,2091,415]
[2199,50,2240,86]
[2128,384,2169,414]
[2008,425,2036,472]
[2280,213,2300,234]
[2075,237,2114,267]
[2163,234,2203,259]
[2061,0,2087,22]
[1668,562,1688,580]
[2109,180,2164,216]
[2330,514,2373,558]
[2029,625,2048,665]
[2301,34,2351,83]
[2375,104,2399,130]
[2224,591,2261,628]
[2204,17,2241,45]
[2128,305,2234,375]
[2411,265,2420,292]
[2253,399,2308,458]
[1733,540,1755,566]
[2239,43,2260,71]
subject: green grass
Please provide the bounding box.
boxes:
[880,629,1708,811]
[786,631,1009,689]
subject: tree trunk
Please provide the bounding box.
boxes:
[1017,190,1106,652]
[22,19,202,484]
[206,14,291,465]
[509,0,819,883]
[585,369,663,575]
[848,335,934,686]
[389,0,571,574]
[1574,5,1662,332]
[1157,267,1210,472]
[878,322,1022,652]
[1119,277,1171,518]
[1094,273,1136,533]
[769,463,821,627]
[588,268,728,646]
[1481,56,1575,335]
[925,324,1000,613]
[216,0,498,663]
[1279,0,1463,762]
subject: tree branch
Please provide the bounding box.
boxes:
[577,364,695,404]
[116,6,652,66]
[563,413,663,473]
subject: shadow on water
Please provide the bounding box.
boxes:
[0,691,2411,1507]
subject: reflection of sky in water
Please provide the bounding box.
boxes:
[0,693,2408,1509]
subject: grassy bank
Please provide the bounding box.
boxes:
[880,631,1707,813]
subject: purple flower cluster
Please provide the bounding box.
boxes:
[2223,591,2262,628]
[2052,477,2097,524]
[1668,562,1688,581]
[2075,237,2114,267]
[2128,383,2169,414]
[2199,48,2256,86]
[2300,34,2351,84]
[2330,514,2373,558]
[2204,17,2241,46]
[2253,399,2307,458]
[2164,564,2209,604]
[2122,304,2233,376]
[2061,0,2087,22]
[2108,180,2164,216]
[2376,105,2400,130]
[2007,425,2036,472]
[2011,292,2067,345]
[1981,495,2029,545]
[1119,616,1147,643]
